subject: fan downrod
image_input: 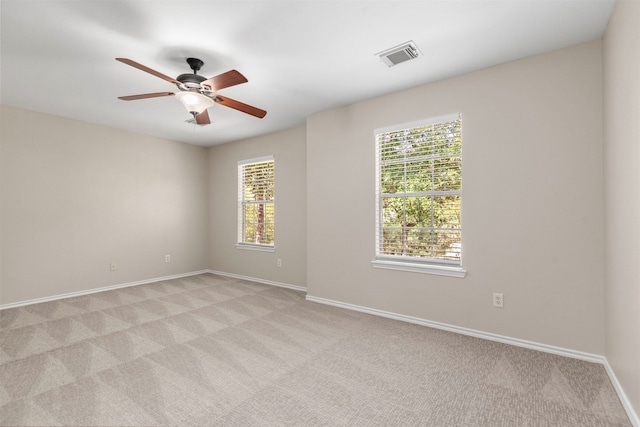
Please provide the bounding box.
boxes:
[177,58,207,88]
[186,57,204,74]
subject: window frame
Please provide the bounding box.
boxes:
[372,114,466,278]
[236,155,275,252]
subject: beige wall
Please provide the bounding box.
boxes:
[0,41,612,355]
[307,41,605,354]
[0,106,209,305]
[207,126,307,287]
[604,0,640,417]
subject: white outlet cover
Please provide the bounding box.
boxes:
[493,293,504,307]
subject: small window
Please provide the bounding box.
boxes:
[237,156,275,251]
[373,114,465,277]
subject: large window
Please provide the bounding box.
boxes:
[238,156,275,251]
[373,113,464,277]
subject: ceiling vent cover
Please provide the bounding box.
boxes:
[377,41,421,67]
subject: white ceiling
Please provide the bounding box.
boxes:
[1,0,615,147]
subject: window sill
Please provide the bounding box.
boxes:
[371,260,466,278]
[236,244,275,253]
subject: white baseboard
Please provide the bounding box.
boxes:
[603,359,640,426]
[207,269,307,292]
[305,294,603,362]
[306,294,638,426]
[0,270,210,310]
[0,269,305,310]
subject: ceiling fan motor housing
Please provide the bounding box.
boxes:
[176,57,208,91]
[176,73,206,90]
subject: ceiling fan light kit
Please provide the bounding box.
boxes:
[116,57,266,126]
[175,91,214,115]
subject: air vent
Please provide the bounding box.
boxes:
[376,41,421,67]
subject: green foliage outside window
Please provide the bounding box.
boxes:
[240,160,274,245]
[377,118,462,262]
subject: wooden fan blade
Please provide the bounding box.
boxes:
[215,95,266,118]
[118,92,174,101]
[201,70,248,91]
[195,109,210,125]
[116,58,180,84]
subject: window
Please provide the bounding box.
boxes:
[237,156,275,251]
[373,113,465,277]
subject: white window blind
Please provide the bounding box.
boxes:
[375,113,462,267]
[238,156,275,249]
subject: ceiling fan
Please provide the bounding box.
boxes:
[116,57,266,125]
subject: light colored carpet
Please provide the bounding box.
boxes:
[0,273,631,426]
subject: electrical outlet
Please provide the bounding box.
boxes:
[277,259,282,267]
[493,292,504,308]
[110,263,116,271]
[165,255,171,263]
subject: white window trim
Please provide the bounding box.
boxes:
[235,243,276,252]
[373,113,465,277]
[237,155,275,250]
[371,259,466,277]
[375,113,460,135]
[237,155,274,167]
